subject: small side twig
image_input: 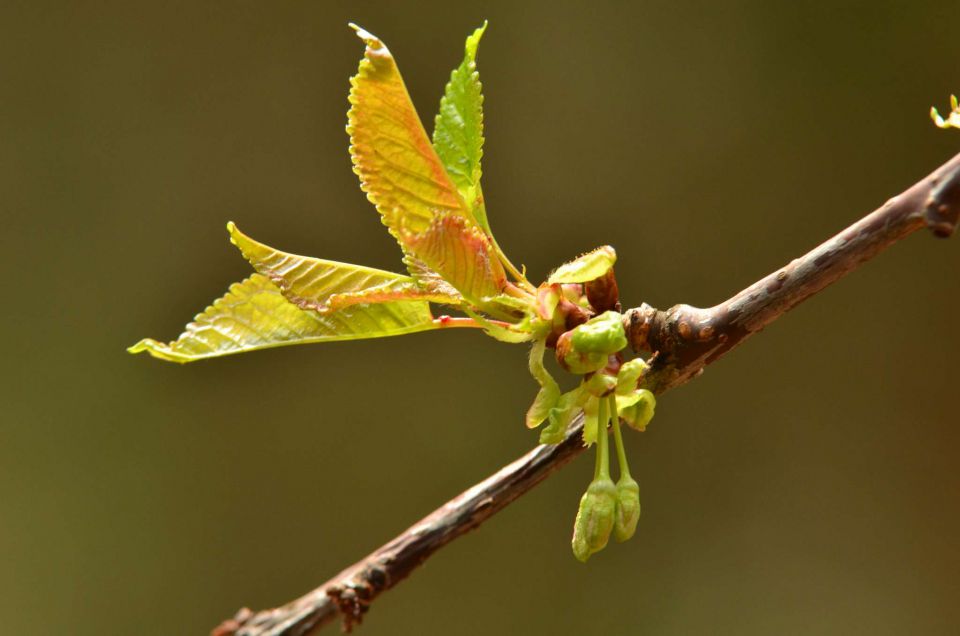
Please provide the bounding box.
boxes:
[215,150,960,635]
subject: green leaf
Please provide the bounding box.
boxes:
[433,21,488,231]
[526,338,561,428]
[227,222,459,311]
[347,25,507,305]
[128,274,441,363]
[548,246,617,284]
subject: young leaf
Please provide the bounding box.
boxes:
[547,246,617,284]
[433,21,488,231]
[347,25,507,304]
[128,274,440,363]
[405,213,506,302]
[228,222,459,311]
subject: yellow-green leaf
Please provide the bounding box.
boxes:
[128,274,440,363]
[433,21,488,231]
[228,222,459,311]
[548,246,617,284]
[405,212,506,302]
[347,25,506,304]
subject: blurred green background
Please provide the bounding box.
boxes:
[3,1,960,634]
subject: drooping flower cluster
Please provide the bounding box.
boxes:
[522,252,655,560]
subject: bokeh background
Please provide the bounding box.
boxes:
[3,1,960,634]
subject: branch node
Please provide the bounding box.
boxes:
[924,163,960,237]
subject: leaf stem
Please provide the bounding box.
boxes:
[433,316,512,329]
[492,236,535,292]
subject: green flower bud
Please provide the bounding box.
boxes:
[556,331,607,374]
[571,476,617,562]
[613,475,640,543]
[618,389,656,432]
[570,311,627,355]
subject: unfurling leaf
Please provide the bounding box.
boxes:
[128,274,440,363]
[228,222,459,312]
[348,25,507,305]
[433,21,489,231]
[547,246,617,284]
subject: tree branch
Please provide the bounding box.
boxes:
[214,150,960,636]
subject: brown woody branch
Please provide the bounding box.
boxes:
[214,150,960,636]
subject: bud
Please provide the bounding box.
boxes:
[537,283,590,348]
[570,311,627,355]
[618,389,656,432]
[613,475,640,542]
[585,267,620,313]
[571,476,617,562]
[556,331,607,374]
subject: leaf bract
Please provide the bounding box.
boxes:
[547,246,617,284]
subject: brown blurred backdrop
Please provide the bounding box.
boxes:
[2,1,960,634]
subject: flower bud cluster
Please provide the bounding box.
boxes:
[522,257,657,561]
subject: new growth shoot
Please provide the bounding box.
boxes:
[130,22,658,560]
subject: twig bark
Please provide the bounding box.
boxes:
[214,150,960,636]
